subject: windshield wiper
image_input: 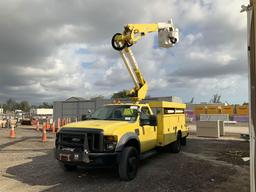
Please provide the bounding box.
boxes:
[90,117,100,120]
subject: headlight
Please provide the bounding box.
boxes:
[104,135,117,151]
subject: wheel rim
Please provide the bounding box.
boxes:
[127,156,137,177]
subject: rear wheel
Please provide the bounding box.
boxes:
[170,133,181,153]
[118,146,139,181]
[181,136,187,146]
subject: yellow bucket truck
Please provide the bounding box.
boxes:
[55,20,188,181]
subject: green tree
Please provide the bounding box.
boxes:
[38,102,53,108]
[111,90,129,98]
[91,95,104,100]
[19,101,31,112]
[5,98,17,112]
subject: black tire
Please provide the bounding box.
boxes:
[181,136,187,146]
[60,163,77,172]
[118,146,139,181]
[112,33,126,51]
[170,133,181,153]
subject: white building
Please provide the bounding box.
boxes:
[30,108,53,116]
[0,108,3,114]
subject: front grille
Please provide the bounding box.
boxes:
[56,128,104,153]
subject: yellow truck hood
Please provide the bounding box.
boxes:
[62,120,134,135]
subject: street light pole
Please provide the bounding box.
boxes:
[248,0,256,191]
[250,1,256,191]
[242,1,256,191]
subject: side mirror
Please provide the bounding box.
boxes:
[140,115,157,126]
[149,115,157,126]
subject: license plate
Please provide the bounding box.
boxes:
[74,154,79,160]
[59,153,71,161]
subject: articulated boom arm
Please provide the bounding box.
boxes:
[112,24,158,50]
[112,20,179,103]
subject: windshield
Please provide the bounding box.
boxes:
[90,105,138,121]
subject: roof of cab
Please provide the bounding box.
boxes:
[105,103,149,107]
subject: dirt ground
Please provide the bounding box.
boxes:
[0,126,250,192]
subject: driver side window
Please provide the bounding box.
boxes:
[140,107,150,124]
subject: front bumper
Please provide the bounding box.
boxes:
[55,128,120,167]
[55,149,119,166]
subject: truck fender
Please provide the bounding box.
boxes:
[115,132,140,153]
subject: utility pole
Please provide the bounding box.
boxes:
[242,0,256,191]
[249,1,256,191]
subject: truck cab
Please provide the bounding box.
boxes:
[55,101,188,180]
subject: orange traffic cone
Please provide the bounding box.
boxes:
[36,120,39,131]
[46,119,49,130]
[42,123,47,142]
[52,121,55,133]
[57,118,60,132]
[10,125,15,138]
[43,121,47,129]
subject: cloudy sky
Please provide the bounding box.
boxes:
[0,0,249,104]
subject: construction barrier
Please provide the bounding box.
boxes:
[185,110,196,122]
[206,106,221,114]
[196,121,223,138]
[233,115,249,122]
[235,105,249,116]
[221,105,234,115]
[200,114,229,122]
[194,106,206,116]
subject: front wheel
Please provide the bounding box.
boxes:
[118,146,139,181]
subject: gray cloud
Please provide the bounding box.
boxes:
[170,57,247,78]
[0,0,249,104]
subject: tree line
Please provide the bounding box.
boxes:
[0,98,53,113]
[111,90,151,99]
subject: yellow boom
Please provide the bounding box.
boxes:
[112,20,179,103]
